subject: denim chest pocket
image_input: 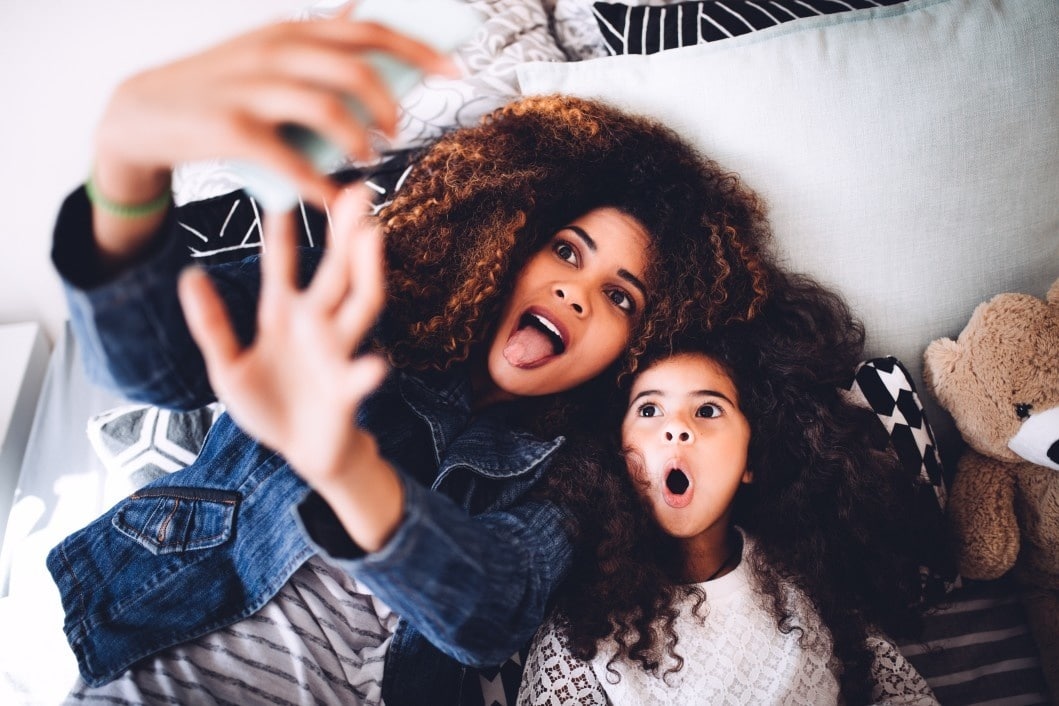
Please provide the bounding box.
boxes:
[112,487,240,555]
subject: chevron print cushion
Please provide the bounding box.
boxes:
[86,403,222,491]
[592,0,910,55]
[844,356,956,597]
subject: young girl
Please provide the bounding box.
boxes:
[520,274,941,705]
[45,16,774,705]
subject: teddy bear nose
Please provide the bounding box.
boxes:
[1049,440,1059,465]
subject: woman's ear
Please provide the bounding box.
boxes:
[741,468,753,484]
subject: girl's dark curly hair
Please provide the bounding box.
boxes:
[376,95,772,382]
[547,269,943,704]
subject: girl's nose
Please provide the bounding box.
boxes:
[664,426,693,443]
[554,285,585,315]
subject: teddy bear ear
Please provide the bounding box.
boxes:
[923,337,963,406]
[1048,277,1059,306]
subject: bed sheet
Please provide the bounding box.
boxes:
[0,324,125,704]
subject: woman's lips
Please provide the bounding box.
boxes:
[502,307,568,368]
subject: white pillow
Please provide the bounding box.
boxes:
[517,0,1059,459]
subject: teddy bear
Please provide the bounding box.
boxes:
[923,276,1059,701]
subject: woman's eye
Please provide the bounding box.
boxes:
[697,403,723,418]
[637,403,661,418]
[553,240,578,265]
[607,289,635,313]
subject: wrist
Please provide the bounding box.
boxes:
[302,432,406,553]
[89,156,173,268]
[90,149,171,209]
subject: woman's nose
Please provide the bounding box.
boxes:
[554,285,585,315]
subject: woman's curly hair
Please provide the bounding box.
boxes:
[547,269,946,704]
[376,95,772,381]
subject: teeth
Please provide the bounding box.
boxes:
[531,313,562,343]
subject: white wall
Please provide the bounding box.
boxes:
[0,0,307,346]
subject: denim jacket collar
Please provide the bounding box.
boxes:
[396,367,565,486]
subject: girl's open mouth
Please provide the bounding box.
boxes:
[663,468,693,508]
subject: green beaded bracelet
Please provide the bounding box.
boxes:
[85,173,172,218]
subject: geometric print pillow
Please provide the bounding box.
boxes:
[592,0,910,55]
[86,403,223,491]
[846,356,947,508]
[175,148,420,268]
[843,356,957,596]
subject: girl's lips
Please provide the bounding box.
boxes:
[662,464,693,509]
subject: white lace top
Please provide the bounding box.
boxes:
[518,536,938,706]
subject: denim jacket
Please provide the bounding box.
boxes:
[47,188,574,705]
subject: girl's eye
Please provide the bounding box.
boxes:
[553,240,578,265]
[607,288,635,313]
[637,403,661,418]
[697,403,723,419]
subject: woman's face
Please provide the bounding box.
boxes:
[621,353,752,541]
[485,207,650,398]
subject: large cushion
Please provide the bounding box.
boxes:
[516,0,1059,463]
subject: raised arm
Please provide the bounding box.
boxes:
[179,185,400,550]
[87,11,456,275]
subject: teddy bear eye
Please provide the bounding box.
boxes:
[1015,403,1032,420]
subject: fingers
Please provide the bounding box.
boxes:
[227,74,383,160]
[334,206,385,349]
[313,19,461,78]
[306,184,385,352]
[244,48,400,142]
[344,354,390,405]
[179,267,242,375]
[226,122,341,206]
[259,209,299,326]
[308,183,379,310]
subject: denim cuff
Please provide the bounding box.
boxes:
[52,186,179,291]
[294,469,424,566]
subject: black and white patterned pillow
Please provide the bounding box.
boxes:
[175,148,421,267]
[592,0,910,55]
[846,357,946,507]
[844,356,956,598]
[86,403,223,490]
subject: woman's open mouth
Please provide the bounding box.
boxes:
[502,309,568,369]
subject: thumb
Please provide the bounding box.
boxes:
[345,353,390,405]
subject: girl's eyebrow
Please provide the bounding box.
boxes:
[628,388,735,407]
[562,224,648,300]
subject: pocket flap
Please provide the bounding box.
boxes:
[112,487,240,555]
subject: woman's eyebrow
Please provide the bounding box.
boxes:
[563,224,597,251]
[563,224,648,300]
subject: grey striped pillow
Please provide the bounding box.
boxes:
[593,0,909,54]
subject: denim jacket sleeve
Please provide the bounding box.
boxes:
[297,475,575,668]
[51,186,321,410]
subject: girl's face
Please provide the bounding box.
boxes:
[622,353,752,541]
[485,207,650,398]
